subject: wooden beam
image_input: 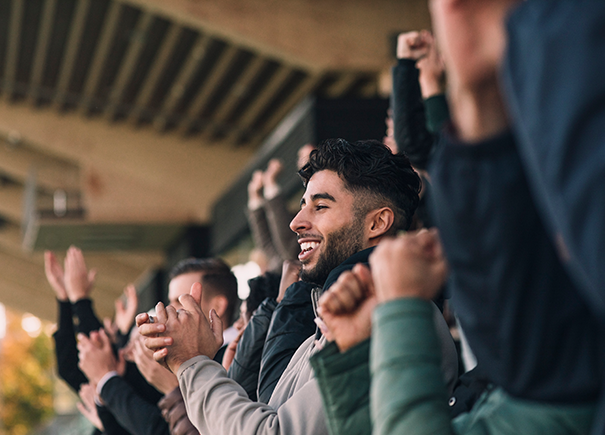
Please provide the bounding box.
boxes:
[249,72,323,146]
[103,11,154,120]
[177,44,239,135]
[0,136,80,192]
[0,100,256,222]
[0,221,163,284]
[153,33,211,131]
[28,0,58,103]
[0,183,24,223]
[127,23,183,123]
[201,55,266,139]
[54,0,91,108]
[79,0,122,113]
[3,0,25,97]
[121,0,431,71]
[227,64,292,142]
[324,72,358,98]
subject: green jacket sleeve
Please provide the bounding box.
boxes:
[371,299,454,435]
[310,340,371,435]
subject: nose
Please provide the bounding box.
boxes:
[290,208,311,234]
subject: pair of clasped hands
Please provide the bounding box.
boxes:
[137,229,448,372]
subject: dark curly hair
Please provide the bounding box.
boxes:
[298,138,421,233]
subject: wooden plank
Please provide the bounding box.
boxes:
[54,0,91,108]
[127,23,182,123]
[227,64,292,142]
[0,183,24,222]
[103,11,154,120]
[176,44,239,135]
[152,33,210,131]
[3,0,25,97]
[28,0,58,102]
[78,0,122,113]
[201,55,265,139]
[0,139,80,192]
[249,73,322,147]
[324,72,358,98]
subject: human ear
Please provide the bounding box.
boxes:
[209,295,229,319]
[367,207,395,240]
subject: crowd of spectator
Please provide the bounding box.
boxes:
[45,1,605,434]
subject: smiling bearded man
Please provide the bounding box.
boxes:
[138,138,454,435]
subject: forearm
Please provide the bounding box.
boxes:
[72,298,104,334]
[263,194,299,261]
[97,405,132,435]
[311,340,371,435]
[392,58,434,169]
[179,356,326,435]
[54,300,88,391]
[101,376,169,435]
[371,299,454,435]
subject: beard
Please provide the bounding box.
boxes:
[299,216,365,287]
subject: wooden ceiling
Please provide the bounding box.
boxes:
[0,0,431,321]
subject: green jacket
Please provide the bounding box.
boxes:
[310,300,458,435]
[312,299,596,435]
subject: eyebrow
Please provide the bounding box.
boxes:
[300,192,336,207]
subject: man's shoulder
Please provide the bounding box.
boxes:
[268,335,322,407]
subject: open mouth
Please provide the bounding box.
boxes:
[298,241,320,262]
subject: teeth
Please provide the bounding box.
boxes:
[300,242,319,252]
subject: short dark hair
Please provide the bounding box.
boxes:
[246,272,281,315]
[298,138,421,232]
[169,257,231,280]
[169,257,238,326]
[201,272,239,326]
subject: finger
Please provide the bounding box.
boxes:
[98,328,112,349]
[352,263,375,297]
[138,322,166,337]
[126,284,138,302]
[153,348,169,363]
[155,301,168,324]
[189,282,202,306]
[179,293,203,315]
[136,312,150,327]
[145,336,173,351]
[321,271,364,314]
[115,298,124,313]
[88,269,97,285]
[76,402,89,415]
[76,333,90,351]
[165,305,179,325]
[209,309,224,346]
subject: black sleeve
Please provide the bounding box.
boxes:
[257,281,316,403]
[53,299,88,392]
[100,376,169,435]
[97,405,133,435]
[227,297,277,401]
[391,58,435,170]
[72,298,104,334]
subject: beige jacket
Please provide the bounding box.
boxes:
[177,334,328,435]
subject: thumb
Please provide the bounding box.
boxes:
[99,328,112,349]
[88,269,97,286]
[190,282,202,305]
[352,263,375,297]
[209,309,224,346]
